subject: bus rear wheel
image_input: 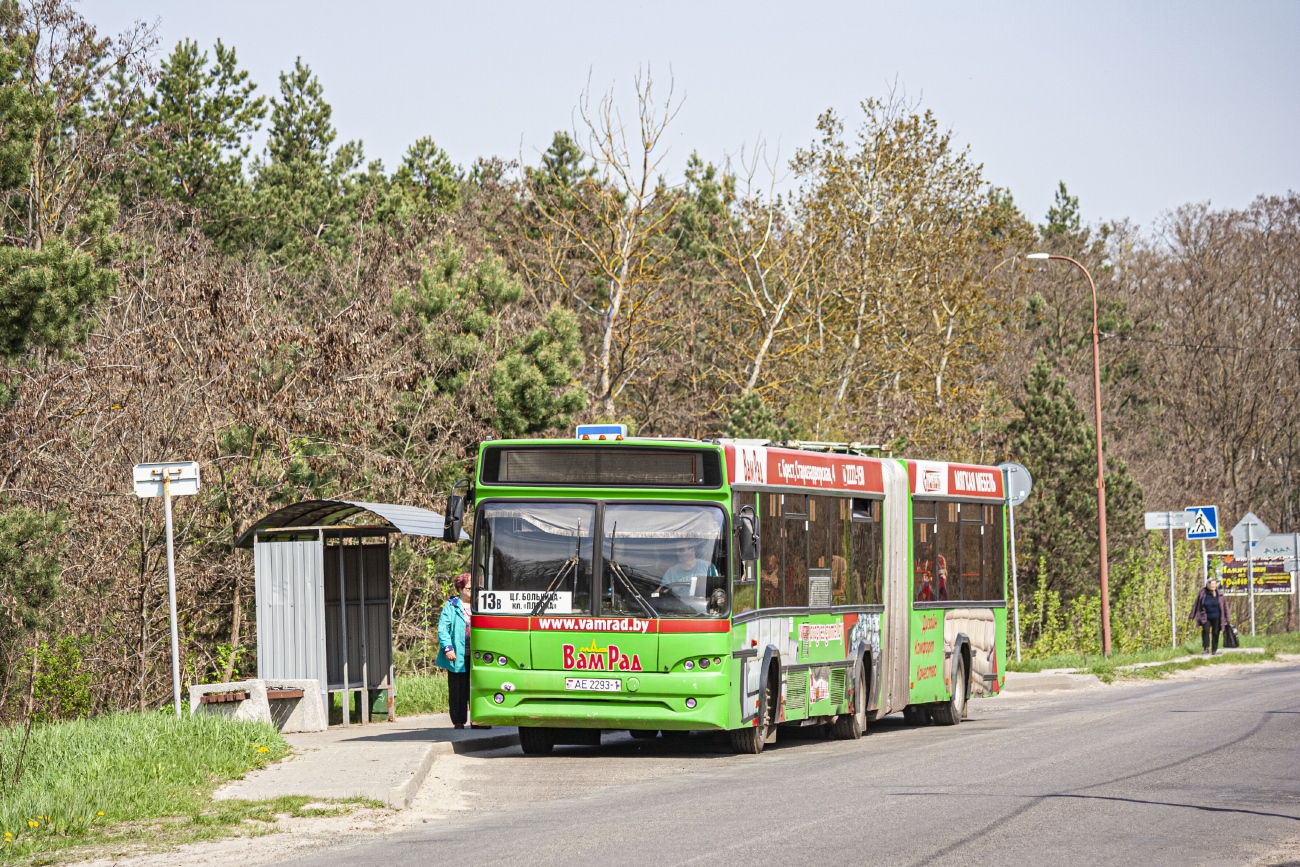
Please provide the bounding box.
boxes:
[519,726,555,755]
[931,657,967,727]
[831,666,867,740]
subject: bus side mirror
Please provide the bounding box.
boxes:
[442,478,470,543]
[737,506,759,562]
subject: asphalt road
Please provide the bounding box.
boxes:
[280,664,1300,866]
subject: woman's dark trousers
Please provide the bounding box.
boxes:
[1202,618,1221,653]
[448,670,470,727]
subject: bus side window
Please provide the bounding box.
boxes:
[783,495,808,607]
[959,501,984,600]
[836,498,853,605]
[809,496,844,603]
[985,504,1006,600]
[851,498,880,605]
[913,499,937,602]
[733,491,757,614]
[760,493,782,608]
[936,502,960,601]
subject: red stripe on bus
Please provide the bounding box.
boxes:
[473,615,530,630]
[657,619,732,633]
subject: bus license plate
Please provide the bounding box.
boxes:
[565,677,621,692]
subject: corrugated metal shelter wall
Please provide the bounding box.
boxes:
[254,539,328,701]
[323,540,393,690]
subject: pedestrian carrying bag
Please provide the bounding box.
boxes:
[1223,623,1240,649]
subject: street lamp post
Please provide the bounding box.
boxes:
[1027,252,1113,656]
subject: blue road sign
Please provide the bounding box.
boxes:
[1185,505,1219,540]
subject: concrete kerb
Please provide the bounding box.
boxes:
[214,715,520,810]
[387,732,520,809]
[1001,671,1103,693]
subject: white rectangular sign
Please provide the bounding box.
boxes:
[478,589,572,614]
[1145,510,1191,531]
[1255,534,1299,563]
[133,461,201,498]
[565,677,621,692]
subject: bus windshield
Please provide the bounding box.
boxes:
[603,504,728,618]
[474,502,595,615]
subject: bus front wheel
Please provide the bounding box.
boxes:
[731,676,775,754]
[519,726,555,755]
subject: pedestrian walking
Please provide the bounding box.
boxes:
[437,572,476,729]
[1189,577,1231,655]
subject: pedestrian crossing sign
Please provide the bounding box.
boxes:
[1185,505,1219,540]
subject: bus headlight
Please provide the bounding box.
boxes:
[699,658,710,669]
[483,652,494,664]
[684,660,694,671]
[685,698,697,709]
[494,692,505,704]
[497,655,508,666]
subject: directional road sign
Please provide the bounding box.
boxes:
[1145,510,1192,531]
[1231,512,1271,560]
[1255,534,1298,565]
[133,461,200,498]
[1184,505,1219,540]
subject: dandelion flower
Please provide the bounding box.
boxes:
[258,746,268,753]
[96,811,104,817]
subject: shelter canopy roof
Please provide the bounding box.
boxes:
[235,500,452,548]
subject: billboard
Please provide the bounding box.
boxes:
[1214,557,1296,596]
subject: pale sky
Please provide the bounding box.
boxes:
[82,1,1300,229]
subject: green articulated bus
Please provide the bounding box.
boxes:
[448,426,1008,755]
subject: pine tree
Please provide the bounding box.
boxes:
[0,0,127,359]
[135,39,265,224]
[1008,358,1143,601]
[251,59,364,265]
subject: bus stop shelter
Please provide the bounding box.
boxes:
[235,500,454,725]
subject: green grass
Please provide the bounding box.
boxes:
[46,794,375,865]
[1006,641,1205,673]
[1237,631,1300,654]
[0,711,298,863]
[1106,651,1277,682]
[1006,629,1300,674]
[394,673,449,716]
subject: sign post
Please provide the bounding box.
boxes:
[1185,506,1219,645]
[133,461,201,717]
[1231,512,1271,637]
[999,462,1033,663]
[1146,511,1192,647]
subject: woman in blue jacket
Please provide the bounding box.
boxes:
[437,573,475,728]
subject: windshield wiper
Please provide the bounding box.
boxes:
[531,519,582,616]
[607,522,658,619]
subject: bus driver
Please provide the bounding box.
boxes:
[658,539,718,597]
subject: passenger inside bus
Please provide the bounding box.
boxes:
[657,540,718,597]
